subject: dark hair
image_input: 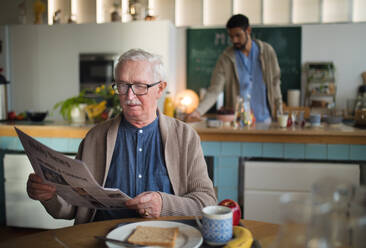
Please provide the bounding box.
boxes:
[226,14,250,31]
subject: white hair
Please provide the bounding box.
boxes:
[115,48,166,82]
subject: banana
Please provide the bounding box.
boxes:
[224,226,254,248]
[85,100,107,119]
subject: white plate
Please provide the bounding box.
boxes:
[106,221,203,248]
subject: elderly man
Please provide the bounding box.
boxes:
[27,49,217,224]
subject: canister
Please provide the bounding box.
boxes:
[0,73,9,120]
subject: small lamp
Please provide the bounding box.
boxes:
[175,89,199,114]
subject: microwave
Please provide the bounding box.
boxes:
[79,53,118,91]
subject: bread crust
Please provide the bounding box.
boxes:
[127,226,179,248]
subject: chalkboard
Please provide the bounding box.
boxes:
[186,26,302,102]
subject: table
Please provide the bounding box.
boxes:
[0,216,280,248]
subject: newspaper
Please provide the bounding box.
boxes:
[15,127,131,209]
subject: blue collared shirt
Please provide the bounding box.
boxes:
[235,41,271,122]
[94,114,173,221]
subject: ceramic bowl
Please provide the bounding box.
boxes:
[216,114,235,123]
[27,111,48,122]
[326,115,343,124]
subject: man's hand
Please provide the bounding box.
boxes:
[125,191,162,218]
[27,173,56,201]
[185,110,202,122]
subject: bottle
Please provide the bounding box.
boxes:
[163,91,174,117]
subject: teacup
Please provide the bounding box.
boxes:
[196,205,233,246]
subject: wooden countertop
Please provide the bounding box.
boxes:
[190,121,366,144]
[0,216,280,248]
[1,120,366,144]
[0,121,92,139]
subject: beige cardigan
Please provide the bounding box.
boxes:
[196,39,283,118]
[42,113,217,224]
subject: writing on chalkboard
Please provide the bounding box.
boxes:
[187,27,302,102]
[214,32,230,46]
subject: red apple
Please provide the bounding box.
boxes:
[219,199,242,226]
[7,111,17,121]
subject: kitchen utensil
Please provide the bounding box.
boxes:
[95,236,144,247]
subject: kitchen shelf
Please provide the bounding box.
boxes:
[304,62,336,113]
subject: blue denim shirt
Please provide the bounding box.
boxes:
[94,114,173,221]
[235,41,271,122]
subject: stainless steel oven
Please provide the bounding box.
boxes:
[79,53,118,91]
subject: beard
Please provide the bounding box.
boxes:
[233,43,246,50]
[233,32,248,51]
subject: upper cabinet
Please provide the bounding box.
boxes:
[0,0,365,26]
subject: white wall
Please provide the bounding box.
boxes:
[302,22,366,109]
[6,21,366,117]
[9,20,181,119]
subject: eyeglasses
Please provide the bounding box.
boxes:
[112,81,161,96]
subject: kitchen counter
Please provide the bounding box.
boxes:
[0,121,92,139]
[1,120,366,144]
[191,121,366,144]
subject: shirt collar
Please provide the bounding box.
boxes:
[121,112,159,133]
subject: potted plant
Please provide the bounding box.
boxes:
[53,91,95,122]
[86,85,121,121]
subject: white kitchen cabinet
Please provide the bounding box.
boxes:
[9,20,183,118]
[242,161,360,224]
[4,154,73,228]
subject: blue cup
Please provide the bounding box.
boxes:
[309,113,321,126]
[196,206,233,246]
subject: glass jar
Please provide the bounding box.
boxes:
[163,91,174,117]
[234,95,254,128]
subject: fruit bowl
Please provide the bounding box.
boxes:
[216,114,235,123]
[216,107,235,123]
[27,111,48,122]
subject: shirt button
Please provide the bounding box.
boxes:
[139,148,142,152]
[138,174,142,178]
[139,130,143,134]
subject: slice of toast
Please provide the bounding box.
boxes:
[127,226,179,248]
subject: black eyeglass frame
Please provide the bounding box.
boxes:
[112,81,161,96]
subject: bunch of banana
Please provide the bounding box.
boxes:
[224,226,254,248]
[85,100,107,119]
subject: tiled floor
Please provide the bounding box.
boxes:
[0,227,47,242]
